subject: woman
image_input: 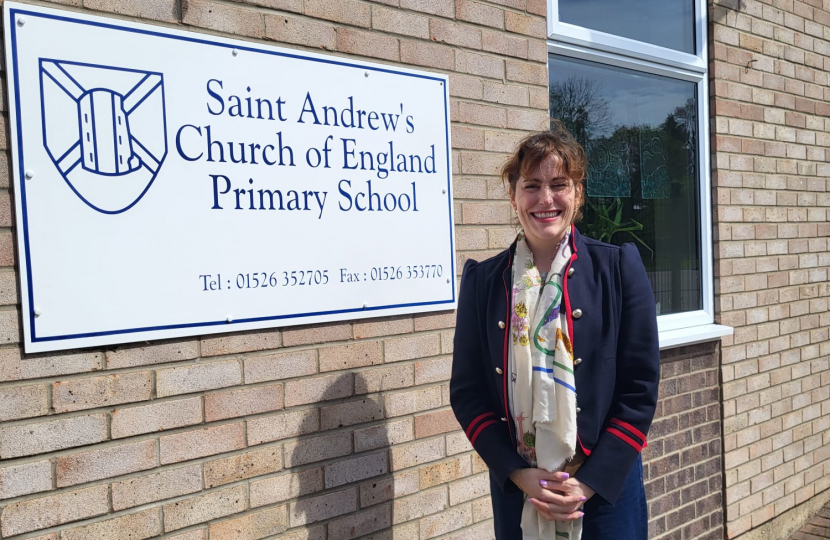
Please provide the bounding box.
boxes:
[450,124,659,540]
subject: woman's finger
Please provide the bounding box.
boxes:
[529,498,584,522]
[529,498,554,520]
[541,477,590,498]
[533,489,583,507]
[539,479,565,491]
[530,500,583,521]
[539,470,571,482]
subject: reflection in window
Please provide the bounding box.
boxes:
[549,55,701,315]
[558,0,695,54]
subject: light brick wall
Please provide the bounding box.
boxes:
[0,0,780,538]
[0,0,549,538]
[709,0,830,537]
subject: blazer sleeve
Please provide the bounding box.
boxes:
[574,243,660,504]
[450,259,528,492]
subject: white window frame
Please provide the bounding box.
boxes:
[548,0,707,74]
[547,0,733,347]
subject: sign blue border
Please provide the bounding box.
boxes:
[8,6,456,344]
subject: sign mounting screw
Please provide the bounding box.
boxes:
[17,17,26,27]
[442,189,446,194]
[33,308,42,317]
[226,316,233,323]
[446,278,450,283]
[25,170,34,180]
[232,49,239,57]
[362,302,368,309]
[364,71,369,78]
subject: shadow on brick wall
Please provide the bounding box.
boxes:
[711,0,746,22]
[288,372,393,538]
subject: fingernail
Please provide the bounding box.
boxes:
[580,496,587,501]
[578,512,585,518]
[540,480,548,487]
[561,472,569,479]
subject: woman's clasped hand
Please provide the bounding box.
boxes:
[509,469,594,522]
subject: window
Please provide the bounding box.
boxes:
[547,0,723,339]
[550,57,701,317]
[548,0,705,71]
[557,0,695,54]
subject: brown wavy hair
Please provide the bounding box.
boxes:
[501,120,588,222]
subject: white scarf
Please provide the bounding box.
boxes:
[507,234,582,540]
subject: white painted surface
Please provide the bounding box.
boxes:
[4,2,455,352]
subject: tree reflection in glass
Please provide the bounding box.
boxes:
[549,55,702,315]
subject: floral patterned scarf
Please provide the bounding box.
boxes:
[507,233,582,540]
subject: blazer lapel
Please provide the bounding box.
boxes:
[483,241,516,441]
[487,241,515,370]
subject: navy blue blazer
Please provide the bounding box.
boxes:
[450,226,660,504]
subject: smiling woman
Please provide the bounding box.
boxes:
[451,124,660,540]
[501,125,586,274]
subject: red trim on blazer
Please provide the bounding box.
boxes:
[563,224,586,455]
[577,434,592,456]
[470,419,499,446]
[562,224,579,348]
[610,418,648,447]
[606,427,644,452]
[466,412,496,439]
[502,247,514,443]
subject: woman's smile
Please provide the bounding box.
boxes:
[531,210,563,221]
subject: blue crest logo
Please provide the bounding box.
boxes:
[39,60,167,214]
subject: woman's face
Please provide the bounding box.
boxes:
[510,154,581,250]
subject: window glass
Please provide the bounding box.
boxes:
[549,55,701,315]
[558,0,695,54]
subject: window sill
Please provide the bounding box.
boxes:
[658,324,733,350]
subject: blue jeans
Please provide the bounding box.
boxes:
[490,457,648,539]
[581,457,647,539]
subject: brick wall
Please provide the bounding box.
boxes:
[645,342,724,540]
[0,0,550,538]
[0,0,745,539]
[709,0,830,537]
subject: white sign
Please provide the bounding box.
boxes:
[4,3,455,353]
